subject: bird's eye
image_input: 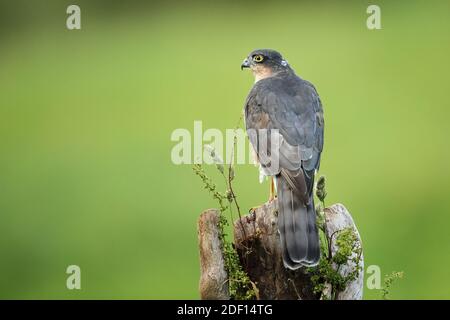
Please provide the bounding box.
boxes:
[252,54,264,63]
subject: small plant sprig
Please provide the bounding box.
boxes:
[193,134,256,300]
[315,176,327,233]
[381,271,404,300]
[192,164,228,213]
[316,175,327,207]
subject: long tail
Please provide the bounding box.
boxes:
[277,175,320,269]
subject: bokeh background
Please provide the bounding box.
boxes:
[1,0,450,299]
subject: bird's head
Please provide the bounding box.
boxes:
[241,49,290,82]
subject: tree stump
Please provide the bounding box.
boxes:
[198,200,364,300]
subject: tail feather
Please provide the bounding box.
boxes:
[277,175,320,269]
[305,198,320,265]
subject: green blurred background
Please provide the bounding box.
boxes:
[1,0,450,299]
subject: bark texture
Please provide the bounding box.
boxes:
[198,209,229,300]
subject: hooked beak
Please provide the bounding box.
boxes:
[241,58,251,70]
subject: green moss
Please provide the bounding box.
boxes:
[307,227,363,299]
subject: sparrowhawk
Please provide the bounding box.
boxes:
[241,49,324,269]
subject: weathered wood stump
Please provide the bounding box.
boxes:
[198,199,363,300]
[198,210,229,300]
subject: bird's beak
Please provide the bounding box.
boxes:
[241,58,251,70]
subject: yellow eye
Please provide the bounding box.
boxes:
[253,54,264,63]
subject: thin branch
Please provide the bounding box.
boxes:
[227,121,247,241]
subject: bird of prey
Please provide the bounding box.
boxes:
[241,49,324,269]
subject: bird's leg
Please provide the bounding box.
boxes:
[269,177,276,202]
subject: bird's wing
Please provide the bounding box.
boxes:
[245,76,324,196]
